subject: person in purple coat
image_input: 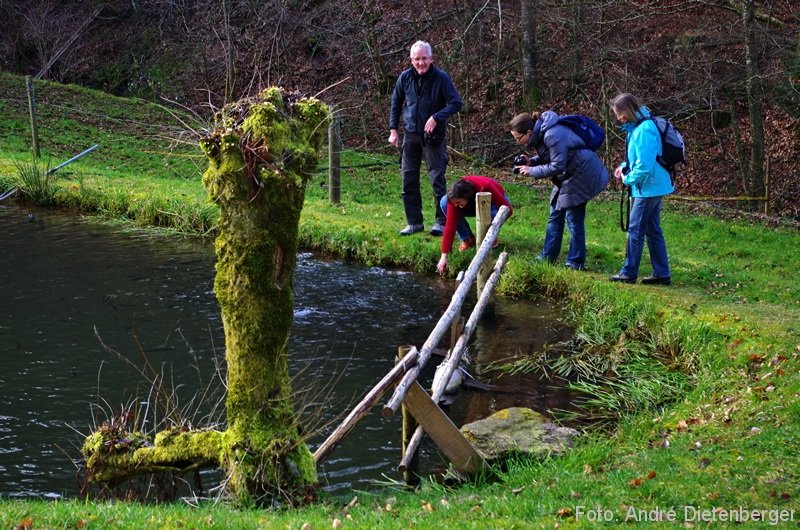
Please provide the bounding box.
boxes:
[510,111,609,270]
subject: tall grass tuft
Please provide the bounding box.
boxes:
[14,156,56,205]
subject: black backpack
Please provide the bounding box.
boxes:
[649,116,686,176]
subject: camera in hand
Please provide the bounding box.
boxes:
[512,154,527,174]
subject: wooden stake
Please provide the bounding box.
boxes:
[328,113,341,204]
[475,192,491,296]
[25,76,40,158]
[399,346,420,485]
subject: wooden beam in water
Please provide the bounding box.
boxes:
[403,382,484,474]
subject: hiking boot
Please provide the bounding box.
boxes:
[430,221,445,236]
[399,224,424,236]
[641,275,671,285]
[458,235,476,252]
[609,273,637,283]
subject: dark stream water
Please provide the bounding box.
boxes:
[0,204,577,499]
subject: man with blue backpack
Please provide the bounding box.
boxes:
[510,111,609,270]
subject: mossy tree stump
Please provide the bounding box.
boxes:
[81,87,330,506]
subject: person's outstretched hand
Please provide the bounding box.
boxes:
[437,254,448,276]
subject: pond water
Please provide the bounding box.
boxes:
[0,204,577,499]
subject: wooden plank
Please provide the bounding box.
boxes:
[403,382,484,474]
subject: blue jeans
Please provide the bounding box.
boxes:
[538,202,587,267]
[439,195,504,241]
[619,196,670,278]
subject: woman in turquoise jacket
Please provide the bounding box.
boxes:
[609,93,674,285]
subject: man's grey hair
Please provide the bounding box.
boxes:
[409,40,433,57]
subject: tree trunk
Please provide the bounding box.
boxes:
[520,0,539,110]
[202,87,330,504]
[81,87,330,506]
[743,0,766,208]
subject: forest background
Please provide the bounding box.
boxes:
[0,0,797,220]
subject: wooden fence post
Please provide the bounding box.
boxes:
[25,76,40,158]
[399,345,420,485]
[328,113,341,204]
[764,155,770,216]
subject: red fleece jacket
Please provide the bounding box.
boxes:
[441,175,512,254]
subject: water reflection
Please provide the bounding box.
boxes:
[0,204,576,499]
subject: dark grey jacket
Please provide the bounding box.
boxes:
[525,111,609,209]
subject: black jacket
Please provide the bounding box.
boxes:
[389,65,462,138]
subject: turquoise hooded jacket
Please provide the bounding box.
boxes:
[619,106,675,198]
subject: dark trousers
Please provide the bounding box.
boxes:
[400,133,448,226]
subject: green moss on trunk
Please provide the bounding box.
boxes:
[81,88,329,506]
[201,87,330,504]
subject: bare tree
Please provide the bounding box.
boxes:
[519,0,539,109]
[742,0,766,206]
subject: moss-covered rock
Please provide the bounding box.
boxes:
[460,407,579,461]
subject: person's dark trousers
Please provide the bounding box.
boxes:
[401,133,448,226]
[539,202,587,266]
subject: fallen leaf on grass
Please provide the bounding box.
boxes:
[345,495,359,509]
[556,507,573,518]
[15,519,34,530]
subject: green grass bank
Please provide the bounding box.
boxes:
[0,72,798,528]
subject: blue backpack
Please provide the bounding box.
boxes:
[557,114,605,151]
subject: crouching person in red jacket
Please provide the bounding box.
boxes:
[436,175,513,276]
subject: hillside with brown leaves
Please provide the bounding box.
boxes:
[0,0,797,220]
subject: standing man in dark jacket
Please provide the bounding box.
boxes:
[389,40,462,236]
[510,111,609,270]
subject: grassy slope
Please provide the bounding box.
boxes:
[1,72,798,528]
